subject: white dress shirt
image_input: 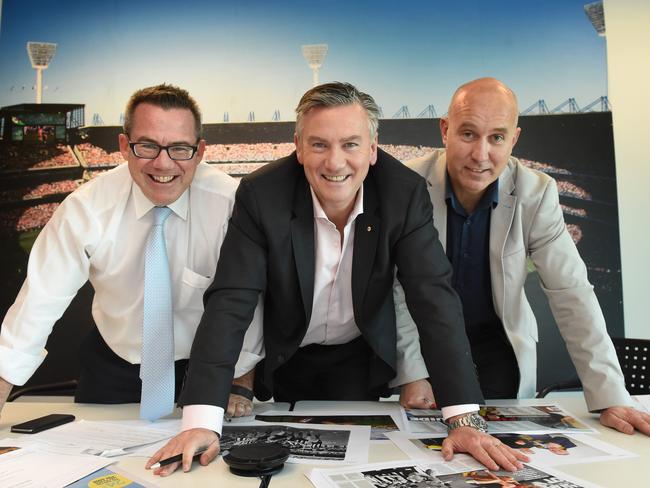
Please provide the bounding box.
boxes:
[0,162,240,386]
[302,186,364,346]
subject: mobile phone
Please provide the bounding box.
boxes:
[10,413,75,434]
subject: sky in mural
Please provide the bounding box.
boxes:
[0,0,607,124]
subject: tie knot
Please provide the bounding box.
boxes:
[152,206,172,226]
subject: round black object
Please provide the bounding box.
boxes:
[223,443,290,477]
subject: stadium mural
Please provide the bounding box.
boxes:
[0,0,618,388]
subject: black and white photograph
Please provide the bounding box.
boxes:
[322,465,446,488]
[220,422,371,465]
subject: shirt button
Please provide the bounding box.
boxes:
[463,252,469,258]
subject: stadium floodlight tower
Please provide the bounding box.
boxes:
[584,2,605,37]
[301,44,328,87]
[26,41,58,104]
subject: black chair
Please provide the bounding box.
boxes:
[537,337,650,397]
[4,282,95,402]
[611,337,650,395]
[536,376,581,398]
[8,380,78,402]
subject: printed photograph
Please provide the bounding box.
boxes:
[437,465,588,488]
[255,413,399,440]
[221,424,350,461]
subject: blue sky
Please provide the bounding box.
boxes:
[0,0,608,124]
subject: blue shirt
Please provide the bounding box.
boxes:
[445,174,503,346]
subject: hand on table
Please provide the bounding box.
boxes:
[227,369,255,418]
[399,378,436,409]
[600,405,650,435]
[442,427,529,472]
[146,428,220,476]
[227,393,253,418]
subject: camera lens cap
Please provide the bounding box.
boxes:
[223,442,290,477]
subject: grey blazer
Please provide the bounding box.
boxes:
[398,149,631,411]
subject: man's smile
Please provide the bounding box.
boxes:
[322,174,350,182]
[149,175,177,183]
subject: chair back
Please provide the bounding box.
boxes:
[612,337,650,395]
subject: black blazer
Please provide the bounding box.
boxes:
[179,150,483,409]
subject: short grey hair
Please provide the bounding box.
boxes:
[295,82,380,139]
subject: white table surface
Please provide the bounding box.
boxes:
[1,395,648,487]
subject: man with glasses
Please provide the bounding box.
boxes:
[0,84,248,416]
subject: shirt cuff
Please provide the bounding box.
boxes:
[0,344,46,386]
[181,404,225,436]
[441,404,479,421]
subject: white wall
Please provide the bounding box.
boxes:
[604,0,650,339]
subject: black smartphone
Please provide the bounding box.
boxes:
[10,413,75,434]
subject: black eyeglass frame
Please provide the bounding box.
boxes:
[128,141,199,161]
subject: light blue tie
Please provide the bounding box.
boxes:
[140,206,175,420]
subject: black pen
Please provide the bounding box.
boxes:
[150,448,208,469]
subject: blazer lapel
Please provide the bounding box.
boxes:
[352,178,380,320]
[490,160,517,318]
[291,177,315,324]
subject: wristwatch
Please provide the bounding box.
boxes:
[444,412,488,433]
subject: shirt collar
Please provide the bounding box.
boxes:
[310,185,364,227]
[132,181,189,221]
[444,171,499,215]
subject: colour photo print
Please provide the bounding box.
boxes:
[387,431,636,467]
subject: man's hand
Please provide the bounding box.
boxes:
[0,377,13,415]
[442,428,529,472]
[227,369,255,418]
[399,378,436,409]
[227,394,253,418]
[600,405,650,435]
[146,428,219,476]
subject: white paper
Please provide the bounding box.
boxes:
[306,459,605,488]
[10,419,179,457]
[0,444,112,488]
[220,421,371,465]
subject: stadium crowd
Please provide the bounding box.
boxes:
[76,143,125,167]
[556,181,591,200]
[0,144,78,170]
[519,157,572,175]
[0,142,589,238]
[0,180,80,202]
[0,203,59,234]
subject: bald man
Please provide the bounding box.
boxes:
[397,77,650,435]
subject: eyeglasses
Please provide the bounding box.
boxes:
[129,142,198,161]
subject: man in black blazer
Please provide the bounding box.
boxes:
[148,82,527,476]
